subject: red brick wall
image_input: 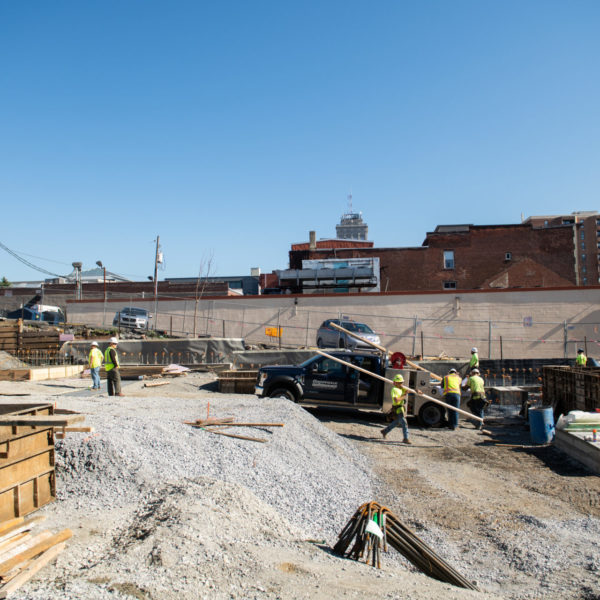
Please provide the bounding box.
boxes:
[289,224,577,292]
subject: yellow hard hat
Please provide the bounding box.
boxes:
[393,374,404,383]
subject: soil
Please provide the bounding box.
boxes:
[0,373,598,599]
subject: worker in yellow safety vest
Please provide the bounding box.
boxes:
[381,374,410,444]
[576,348,587,367]
[88,341,103,390]
[464,368,488,431]
[469,347,479,371]
[104,337,124,397]
[442,368,462,430]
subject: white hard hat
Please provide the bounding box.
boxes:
[109,337,119,344]
[91,341,99,347]
[471,347,478,353]
[471,368,480,375]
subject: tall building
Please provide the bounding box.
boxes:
[523,211,600,286]
[335,194,368,240]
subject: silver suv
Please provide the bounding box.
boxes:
[316,319,381,349]
[113,307,151,330]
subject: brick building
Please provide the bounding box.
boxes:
[287,220,580,293]
[523,211,599,286]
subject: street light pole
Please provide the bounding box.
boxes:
[96,261,107,327]
[153,236,160,330]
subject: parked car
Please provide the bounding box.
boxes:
[113,307,151,330]
[316,319,381,349]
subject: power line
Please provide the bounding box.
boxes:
[0,240,63,278]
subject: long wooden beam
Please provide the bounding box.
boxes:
[315,350,483,423]
[329,322,444,383]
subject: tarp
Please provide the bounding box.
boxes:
[61,338,245,365]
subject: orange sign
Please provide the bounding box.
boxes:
[265,327,282,338]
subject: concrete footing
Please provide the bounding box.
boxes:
[554,429,600,475]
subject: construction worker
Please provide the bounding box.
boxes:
[381,374,410,444]
[469,347,479,371]
[464,368,488,430]
[576,348,587,367]
[87,341,103,390]
[104,337,124,397]
[442,368,462,430]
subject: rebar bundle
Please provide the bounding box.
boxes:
[333,501,478,591]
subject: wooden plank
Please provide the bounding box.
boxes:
[0,541,66,597]
[204,423,284,428]
[0,531,52,565]
[0,528,71,578]
[0,533,30,558]
[0,517,46,547]
[204,430,267,443]
[0,521,23,538]
[0,455,55,495]
[0,416,84,427]
[143,381,170,388]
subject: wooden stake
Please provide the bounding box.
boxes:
[204,430,267,443]
[204,423,284,428]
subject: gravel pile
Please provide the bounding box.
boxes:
[0,350,28,369]
[55,394,374,541]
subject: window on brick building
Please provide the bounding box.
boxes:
[443,281,456,290]
[582,241,586,250]
[581,231,585,240]
[505,252,512,261]
[443,250,455,269]
[582,254,586,261]
[583,277,588,285]
[544,220,549,227]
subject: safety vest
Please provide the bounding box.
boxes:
[468,375,485,397]
[443,374,462,395]
[469,353,479,369]
[104,346,119,372]
[88,348,103,369]
[576,353,587,366]
[391,385,406,414]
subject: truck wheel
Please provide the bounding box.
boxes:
[418,402,444,428]
[338,338,346,349]
[269,387,297,402]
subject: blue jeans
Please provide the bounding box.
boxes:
[90,367,101,389]
[382,411,409,439]
[444,393,461,429]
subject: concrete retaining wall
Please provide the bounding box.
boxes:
[66,287,600,360]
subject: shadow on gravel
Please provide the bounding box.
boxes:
[306,406,387,426]
[198,380,219,392]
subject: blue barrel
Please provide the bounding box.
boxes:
[529,407,555,444]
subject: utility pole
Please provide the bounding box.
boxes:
[153,236,160,330]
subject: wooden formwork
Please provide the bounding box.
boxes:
[0,321,61,355]
[0,404,56,523]
[543,366,600,415]
[218,370,258,394]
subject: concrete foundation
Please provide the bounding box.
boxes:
[554,429,600,475]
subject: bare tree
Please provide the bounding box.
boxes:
[192,253,215,337]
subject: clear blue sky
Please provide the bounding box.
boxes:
[1,1,599,282]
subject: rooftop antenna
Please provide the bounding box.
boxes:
[347,192,353,214]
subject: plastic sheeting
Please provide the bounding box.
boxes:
[61,338,245,365]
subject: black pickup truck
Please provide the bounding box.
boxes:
[254,350,445,425]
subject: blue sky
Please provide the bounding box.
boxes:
[1,0,599,282]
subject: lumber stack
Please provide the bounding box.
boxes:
[334,501,478,590]
[0,515,71,598]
